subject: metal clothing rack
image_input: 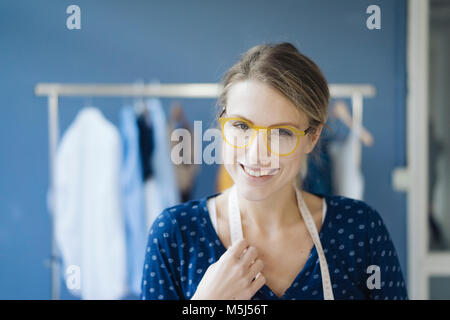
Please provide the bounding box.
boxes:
[34,82,376,300]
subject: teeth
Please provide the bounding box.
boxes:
[242,165,278,177]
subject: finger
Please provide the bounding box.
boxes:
[226,238,249,260]
[249,272,266,296]
[248,259,264,282]
[240,245,258,268]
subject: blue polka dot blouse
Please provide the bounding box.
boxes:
[140,192,408,300]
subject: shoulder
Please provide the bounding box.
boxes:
[148,197,211,242]
[327,194,379,216]
[325,194,385,232]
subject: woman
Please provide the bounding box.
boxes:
[141,42,408,300]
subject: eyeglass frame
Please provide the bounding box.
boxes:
[218,108,314,156]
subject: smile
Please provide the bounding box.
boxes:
[240,163,280,179]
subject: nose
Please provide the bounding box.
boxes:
[245,129,272,167]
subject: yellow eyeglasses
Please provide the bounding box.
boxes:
[219,115,312,156]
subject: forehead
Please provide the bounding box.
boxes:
[226,80,308,127]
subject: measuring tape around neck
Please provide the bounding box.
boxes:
[227,185,334,300]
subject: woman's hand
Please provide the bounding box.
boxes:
[191,239,265,300]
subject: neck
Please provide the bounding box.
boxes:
[237,182,302,235]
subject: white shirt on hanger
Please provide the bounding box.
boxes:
[54,107,127,300]
[329,125,364,200]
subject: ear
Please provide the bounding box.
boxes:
[305,125,323,154]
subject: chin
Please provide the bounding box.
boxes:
[231,162,285,201]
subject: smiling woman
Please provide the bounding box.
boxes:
[140,42,408,300]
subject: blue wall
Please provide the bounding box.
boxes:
[0,0,407,299]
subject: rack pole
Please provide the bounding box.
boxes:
[351,93,364,170]
[48,93,60,300]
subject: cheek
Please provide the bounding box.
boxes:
[278,142,306,178]
[301,135,314,154]
[222,142,239,180]
[222,142,236,166]
[222,141,248,165]
[280,152,303,175]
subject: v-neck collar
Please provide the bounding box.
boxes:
[199,191,332,300]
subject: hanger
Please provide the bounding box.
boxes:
[144,78,163,123]
[331,100,374,147]
[132,79,147,117]
[148,78,161,106]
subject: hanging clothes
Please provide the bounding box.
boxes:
[119,106,147,297]
[302,108,348,196]
[142,98,180,232]
[54,107,127,299]
[302,130,333,196]
[136,112,155,180]
[168,103,199,202]
[328,125,364,200]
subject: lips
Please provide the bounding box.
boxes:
[239,163,279,181]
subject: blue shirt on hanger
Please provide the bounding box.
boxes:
[119,106,147,297]
[140,193,408,300]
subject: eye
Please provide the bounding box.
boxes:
[233,121,250,131]
[278,128,293,136]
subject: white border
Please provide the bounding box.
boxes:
[407,0,429,300]
[407,0,450,300]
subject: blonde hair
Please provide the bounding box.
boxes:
[216,42,330,187]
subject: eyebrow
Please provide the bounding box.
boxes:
[226,113,303,129]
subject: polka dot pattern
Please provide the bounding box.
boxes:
[140,194,408,300]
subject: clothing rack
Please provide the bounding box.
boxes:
[34,82,376,300]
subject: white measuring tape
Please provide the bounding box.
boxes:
[227,185,334,300]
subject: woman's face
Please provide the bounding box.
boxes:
[222,79,321,201]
